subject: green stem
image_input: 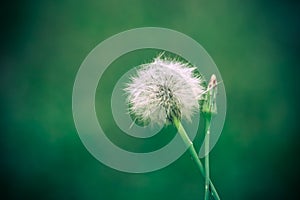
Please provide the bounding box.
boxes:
[204,117,211,200]
[173,117,220,200]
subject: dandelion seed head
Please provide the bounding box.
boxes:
[124,54,205,126]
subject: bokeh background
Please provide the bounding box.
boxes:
[1,0,299,199]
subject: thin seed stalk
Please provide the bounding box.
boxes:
[173,117,220,200]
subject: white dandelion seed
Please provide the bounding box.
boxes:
[124,54,205,126]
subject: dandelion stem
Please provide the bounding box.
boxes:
[173,117,220,200]
[204,116,211,200]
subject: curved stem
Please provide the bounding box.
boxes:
[173,118,220,200]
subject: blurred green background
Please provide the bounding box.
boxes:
[1,0,299,199]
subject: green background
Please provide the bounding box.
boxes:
[1,0,299,199]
